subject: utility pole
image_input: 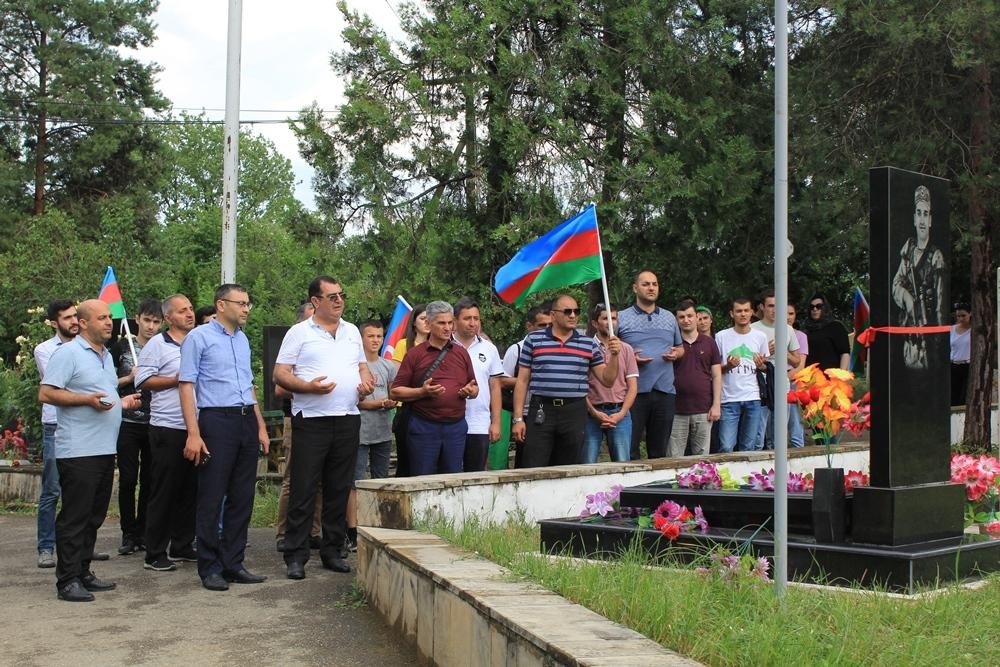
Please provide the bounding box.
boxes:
[221,0,242,283]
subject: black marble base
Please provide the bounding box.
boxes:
[851,483,966,546]
[539,517,1000,594]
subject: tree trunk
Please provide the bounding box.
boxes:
[962,61,995,451]
[33,32,47,216]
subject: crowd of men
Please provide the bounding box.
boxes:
[32,270,846,599]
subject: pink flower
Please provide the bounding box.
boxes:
[985,522,1000,538]
[843,470,869,492]
[656,500,684,521]
[694,506,709,533]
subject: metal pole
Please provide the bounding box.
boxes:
[773,0,790,600]
[221,0,242,283]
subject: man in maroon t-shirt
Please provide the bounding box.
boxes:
[390,301,478,475]
[669,299,721,457]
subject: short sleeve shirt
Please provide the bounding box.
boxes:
[616,305,683,394]
[391,341,475,422]
[518,327,605,399]
[749,320,800,362]
[674,334,722,415]
[587,337,639,404]
[34,335,64,425]
[135,332,186,429]
[276,317,366,417]
[360,356,398,444]
[42,336,122,458]
[457,336,504,434]
[179,319,256,408]
[715,327,769,404]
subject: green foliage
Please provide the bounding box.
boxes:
[431,516,1000,666]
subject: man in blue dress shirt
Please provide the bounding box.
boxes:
[179,284,270,592]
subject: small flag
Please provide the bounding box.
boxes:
[381,295,413,360]
[494,204,604,306]
[850,287,870,373]
[98,266,127,319]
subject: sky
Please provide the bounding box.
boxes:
[129,1,404,210]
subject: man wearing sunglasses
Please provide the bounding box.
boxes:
[273,276,375,580]
[511,294,620,467]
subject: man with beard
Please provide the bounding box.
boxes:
[179,284,270,591]
[33,299,79,569]
[135,294,199,572]
[39,300,141,601]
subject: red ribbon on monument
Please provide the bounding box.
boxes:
[856,325,951,347]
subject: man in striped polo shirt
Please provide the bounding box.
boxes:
[511,294,621,467]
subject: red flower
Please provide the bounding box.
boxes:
[809,386,822,402]
[796,389,812,405]
[862,391,871,404]
[787,390,799,404]
[652,514,667,530]
[660,522,682,540]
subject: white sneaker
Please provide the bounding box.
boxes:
[37,550,56,568]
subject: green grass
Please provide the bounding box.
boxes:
[427,517,1000,666]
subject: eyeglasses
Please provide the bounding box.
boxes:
[809,303,823,310]
[221,299,253,310]
[319,292,347,302]
[557,308,581,317]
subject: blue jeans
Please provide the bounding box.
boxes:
[582,406,632,463]
[355,441,391,480]
[719,401,762,452]
[758,402,806,449]
[37,423,60,552]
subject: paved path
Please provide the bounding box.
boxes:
[0,515,417,666]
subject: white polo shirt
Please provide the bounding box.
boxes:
[276,317,366,417]
[457,335,504,435]
[134,331,186,429]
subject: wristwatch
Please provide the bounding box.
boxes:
[512,417,524,424]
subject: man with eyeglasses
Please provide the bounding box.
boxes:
[179,284,271,591]
[511,294,620,467]
[273,276,374,580]
[616,270,684,460]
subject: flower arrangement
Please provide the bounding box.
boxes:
[788,364,870,466]
[950,454,1000,528]
[696,549,771,583]
[644,500,708,540]
[675,461,740,490]
[0,424,29,463]
[745,469,815,493]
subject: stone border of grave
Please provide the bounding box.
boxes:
[357,526,701,667]
[356,443,870,530]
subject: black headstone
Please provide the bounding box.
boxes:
[854,167,964,545]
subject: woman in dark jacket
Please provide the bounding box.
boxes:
[802,294,850,371]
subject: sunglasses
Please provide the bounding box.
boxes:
[809,303,824,310]
[319,292,347,302]
[557,308,581,317]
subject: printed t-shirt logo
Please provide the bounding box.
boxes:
[727,343,756,361]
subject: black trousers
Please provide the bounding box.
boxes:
[195,410,259,579]
[55,454,115,589]
[464,434,490,472]
[629,390,676,459]
[117,420,151,541]
[284,414,359,566]
[520,397,587,468]
[951,363,969,406]
[145,426,198,562]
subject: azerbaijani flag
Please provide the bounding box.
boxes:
[850,287,870,373]
[98,266,127,319]
[494,204,603,306]
[381,295,412,360]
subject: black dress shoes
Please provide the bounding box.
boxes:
[286,562,305,580]
[57,580,95,602]
[223,568,267,584]
[322,557,351,573]
[202,573,230,591]
[90,551,110,561]
[80,573,117,592]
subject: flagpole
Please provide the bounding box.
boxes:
[398,294,413,311]
[590,203,615,337]
[119,310,139,367]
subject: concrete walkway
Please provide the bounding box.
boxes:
[0,515,417,666]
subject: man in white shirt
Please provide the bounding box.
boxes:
[453,297,504,472]
[273,276,374,580]
[750,290,801,450]
[715,297,769,453]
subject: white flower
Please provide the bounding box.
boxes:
[14,354,22,365]
[14,335,27,344]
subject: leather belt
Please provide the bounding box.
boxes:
[535,396,584,407]
[201,405,256,416]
